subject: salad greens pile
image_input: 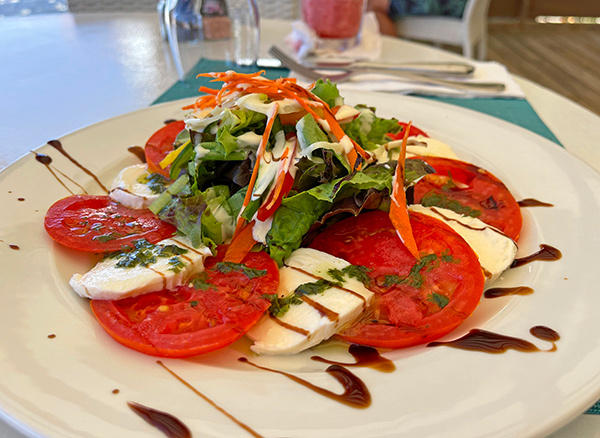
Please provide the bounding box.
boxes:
[148,77,433,265]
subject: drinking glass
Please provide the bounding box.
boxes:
[301,0,366,51]
[163,0,260,80]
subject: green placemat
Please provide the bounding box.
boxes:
[153,58,562,146]
[152,58,290,105]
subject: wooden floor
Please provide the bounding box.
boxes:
[486,22,600,116]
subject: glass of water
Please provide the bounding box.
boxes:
[163,0,260,80]
[228,0,260,67]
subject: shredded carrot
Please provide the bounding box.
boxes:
[389,121,420,260]
[223,220,257,263]
[231,102,280,238]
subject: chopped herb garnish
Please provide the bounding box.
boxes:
[213,262,267,279]
[138,172,169,194]
[263,278,339,317]
[168,256,186,273]
[420,191,482,218]
[378,254,439,289]
[440,249,461,264]
[427,292,450,309]
[190,272,215,291]
[294,279,333,296]
[103,239,188,270]
[93,231,125,243]
[263,293,303,317]
[327,264,372,287]
[190,300,199,307]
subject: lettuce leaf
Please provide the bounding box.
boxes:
[266,192,331,265]
[343,105,402,151]
[309,79,343,108]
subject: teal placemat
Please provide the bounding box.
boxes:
[425,96,561,146]
[152,58,290,105]
[153,57,600,415]
[153,58,561,147]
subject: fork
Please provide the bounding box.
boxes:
[268,46,506,93]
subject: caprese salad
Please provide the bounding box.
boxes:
[43,71,522,358]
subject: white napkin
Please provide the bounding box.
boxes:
[285,12,382,61]
[337,61,526,98]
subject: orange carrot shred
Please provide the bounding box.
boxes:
[389,121,420,260]
[223,220,257,263]
[231,102,280,239]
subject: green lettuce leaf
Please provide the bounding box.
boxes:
[343,105,401,151]
[309,79,343,108]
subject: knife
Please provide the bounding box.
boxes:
[256,58,475,76]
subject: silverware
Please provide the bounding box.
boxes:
[268,45,506,93]
[301,60,475,76]
[257,58,474,76]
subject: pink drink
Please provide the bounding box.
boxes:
[301,0,366,40]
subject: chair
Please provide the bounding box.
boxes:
[255,0,300,19]
[394,0,491,60]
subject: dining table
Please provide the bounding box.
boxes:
[1,11,599,438]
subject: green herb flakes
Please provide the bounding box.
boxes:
[427,293,450,309]
[213,262,267,279]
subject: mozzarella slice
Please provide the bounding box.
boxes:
[370,135,458,164]
[247,248,373,355]
[109,164,164,210]
[409,205,517,285]
[69,236,212,300]
[405,135,458,159]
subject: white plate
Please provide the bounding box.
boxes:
[1,92,599,438]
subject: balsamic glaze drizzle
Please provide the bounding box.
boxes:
[47,140,109,193]
[427,326,559,353]
[311,344,396,373]
[157,360,264,438]
[511,244,562,268]
[239,357,371,409]
[128,401,191,438]
[484,286,534,299]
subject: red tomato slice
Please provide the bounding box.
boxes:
[411,156,522,241]
[144,120,186,177]
[90,248,279,358]
[310,210,485,349]
[389,122,429,140]
[44,195,176,252]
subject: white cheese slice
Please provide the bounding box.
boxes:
[248,248,373,355]
[409,205,517,285]
[109,164,162,210]
[371,135,458,164]
[69,236,212,300]
[406,135,458,159]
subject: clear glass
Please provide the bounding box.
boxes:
[228,0,260,66]
[157,0,167,40]
[164,0,260,80]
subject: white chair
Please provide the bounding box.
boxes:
[255,0,300,19]
[394,0,491,60]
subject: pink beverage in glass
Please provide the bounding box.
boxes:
[301,0,366,41]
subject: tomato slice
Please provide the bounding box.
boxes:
[309,210,485,349]
[411,156,522,241]
[389,122,429,140]
[44,195,176,252]
[90,247,278,358]
[144,120,186,177]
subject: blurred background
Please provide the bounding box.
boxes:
[1,0,598,115]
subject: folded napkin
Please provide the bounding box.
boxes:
[285,12,382,61]
[336,60,526,99]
